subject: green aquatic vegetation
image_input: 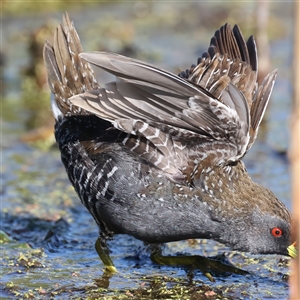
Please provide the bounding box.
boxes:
[21,77,51,130]
[0,230,13,244]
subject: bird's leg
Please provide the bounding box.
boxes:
[95,223,117,273]
[149,244,248,282]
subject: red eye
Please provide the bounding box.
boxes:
[271,227,283,237]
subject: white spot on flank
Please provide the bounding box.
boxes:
[101,180,110,196]
[107,166,118,178]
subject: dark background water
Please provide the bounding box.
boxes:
[1,2,295,299]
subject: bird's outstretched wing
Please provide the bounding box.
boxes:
[70,51,251,183]
[180,24,277,150]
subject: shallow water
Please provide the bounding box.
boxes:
[1,2,294,299]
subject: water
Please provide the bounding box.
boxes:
[1,2,294,299]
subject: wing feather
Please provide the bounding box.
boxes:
[70,52,250,181]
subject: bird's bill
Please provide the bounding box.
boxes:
[287,241,297,258]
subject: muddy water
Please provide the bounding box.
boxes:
[1,2,294,299]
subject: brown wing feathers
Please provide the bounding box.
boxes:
[44,16,277,183]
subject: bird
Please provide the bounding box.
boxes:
[43,13,294,280]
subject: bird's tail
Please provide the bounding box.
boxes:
[43,13,99,120]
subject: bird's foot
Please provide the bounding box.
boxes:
[150,247,248,282]
[95,237,117,273]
